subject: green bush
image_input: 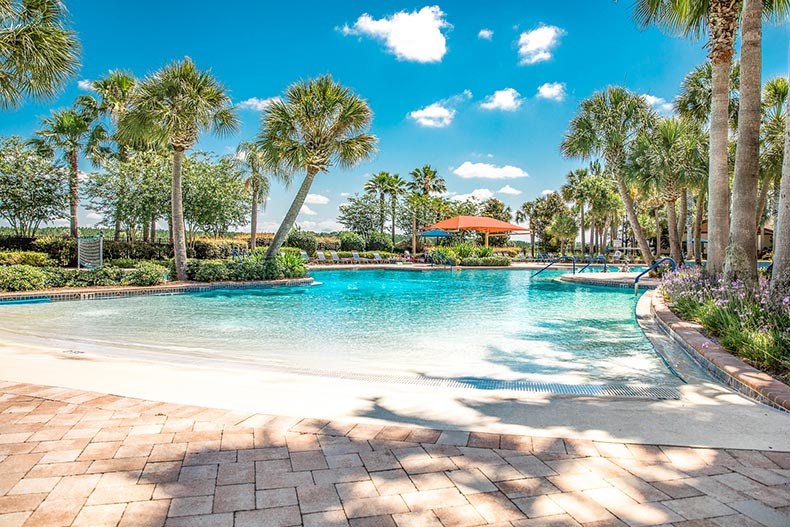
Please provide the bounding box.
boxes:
[453,242,475,259]
[459,256,511,267]
[0,251,56,267]
[0,265,49,291]
[192,239,247,259]
[31,236,76,266]
[187,260,229,282]
[126,262,168,286]
[366,232,393,252]
[340,232,365,251]
[286,230,318,255]
[475,246,494,258]
[278,252,308,278]
[106,258,138,268]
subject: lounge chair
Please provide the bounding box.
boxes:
[372,252,384,263]
[300,250,310,262]
[351,251,371,264]
[330,251,348,264]
[315,252,329,264]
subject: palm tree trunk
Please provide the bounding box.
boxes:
[250,179,258,250]
[666,199,682,264]
[655,208,662,258]
[266,169,317,258]
[412,214,417,254]
[68,150,79,238]
[171,149,189,281]
[580,205,585,256]
[613,168,653,265]
[114,220,121,241]
[390,197,396,244]
[755,176,771,230]
[143,221,150,242]
[694,188,706,265]
[725,0,761,283]
[379,193,386,234]
[770,69,790,306]
[151,217,156,242]
[708,59,733,275]
[678,188,688,253]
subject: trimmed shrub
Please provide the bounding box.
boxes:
[459,256,511,267]
[278,252,308,278]
[286,230,318,255]
[187,260,229,282]
[475,246,494,258]
[0,251,56,267]
[185,257,304,282]
[106,258,138,268]
[366,232,393,252]
[31,236,76,266]
[0,265,49,291]
[340,232,365,251]
[126,262,168,286]
[192,239,247,259]
[453,242,475,259]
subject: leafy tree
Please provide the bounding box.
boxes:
[338,193,380,238]
[527,192,569,253]
[119,57,238,280]
[235,141,270,249]
[383,173,406,244]
[0,0,80,108]
[29,104,108,237]
[547,214,578,254]
[258,75,377,258]
[339,232,365,251]
[0,136,68,237]
[561,168,591,254]
[515,201,536,256]
[561,86,655,264]
[478,197,512,246]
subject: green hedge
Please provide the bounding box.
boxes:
[0,263,169,292]
[340,232,365,251]
[185,254,308,282]
[0,251,56,267]
[459,256,511,267]
[286,230,318,255]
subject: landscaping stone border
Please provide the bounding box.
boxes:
[651,291,790,413]
[0,277,314,303]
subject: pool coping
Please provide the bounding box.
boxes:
[650,291,790,412]
[0,277,314,303]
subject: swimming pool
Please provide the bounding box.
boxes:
[0,269,678,387]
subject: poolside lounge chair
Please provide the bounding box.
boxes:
[316,252,329,264]
[330,251,348,264]
[352,251,371,264]
[300,250,310,262]
[372,252,384,263]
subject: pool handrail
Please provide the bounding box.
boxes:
[578,255,607,273]
[634,257,676,295]
[532,255,577,277]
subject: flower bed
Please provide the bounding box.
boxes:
[659,266,790,383]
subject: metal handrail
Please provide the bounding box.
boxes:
[634,257,676,295]
[532,255,577,277]
[578,255,607,273]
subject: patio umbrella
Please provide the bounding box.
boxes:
[422,216,529,246]
[418,229,452,247]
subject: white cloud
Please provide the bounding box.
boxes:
[305,193,330,205]
[642,94,674,113]
[77,79,94,91]
[541,189,554,196]
[453,161,529,180]
[478,28,493,40]
[298,220,344,232]
[451,188,494,202]
[237,97,280,111]
[86,212,102,220]
[497,185,522,195]
[340,192,351,197]
[408,103,455,128]
[299,205,317,216]
[341,6,450,63]
[480,88,522,111]
[517,25,565,65]
[536,82,566,101]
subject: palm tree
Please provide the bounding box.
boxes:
[408,165,446,195]
[561,168,590,256]
[119,58,238,281]
[547,214,578,255]
[0,0,80,108]
[258,75,377,258]
[235,141,270,250]
[561,86,656,265]
[383,173,407,244]
[515,201,536,257]
[30,105,107,237]
[364,172,391,234]
[757,77,788,228]
[674,60,740,128]
[771,70,790,305]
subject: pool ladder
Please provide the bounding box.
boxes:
[577,255,608,273]
[634,257,676,295]
[532,255,576,277]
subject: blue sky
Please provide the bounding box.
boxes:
[4,1,790,233]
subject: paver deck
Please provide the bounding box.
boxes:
[1,381,788,527]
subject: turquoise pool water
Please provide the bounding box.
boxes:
[0,269,676,385]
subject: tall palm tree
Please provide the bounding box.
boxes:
[0,0,80,108]
[561,168,590,255]
[771,70,790,305]
[561,86,656,265]
[675,60,740,127]
[235,141,270,250]
[258,75,377,258]
[119,58,238,281]
[383,173,406,244]
[547,214,578,255]
[757,77,788,227]
[364,172,391,234]
[515,201,536,257]
[408,165,446,195]
[30,105,107,237]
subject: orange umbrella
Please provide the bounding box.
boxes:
[422,216,529,246]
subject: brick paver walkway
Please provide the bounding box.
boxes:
[1,381,788,527]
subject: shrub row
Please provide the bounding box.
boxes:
[459,256,511,267]
[0,262,168,292]
[185,254,308,282]
[0,251,55,267]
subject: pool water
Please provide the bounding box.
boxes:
[0,269,677,386]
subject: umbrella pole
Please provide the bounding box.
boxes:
[484,231,489,247]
